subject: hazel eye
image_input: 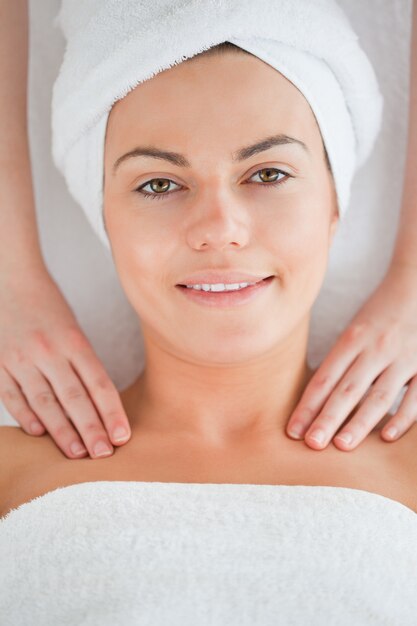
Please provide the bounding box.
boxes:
[135,167,292,201]
[137,178,181,199]
[249,168,288,185]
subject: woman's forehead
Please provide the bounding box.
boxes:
[106,55,319,155]
[111,52,310,117]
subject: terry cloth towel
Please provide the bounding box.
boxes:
[0,482,416,625]
[51,0,383,251]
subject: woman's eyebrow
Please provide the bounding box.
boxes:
[112,133,309,174]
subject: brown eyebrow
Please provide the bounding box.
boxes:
[112,133,310,174]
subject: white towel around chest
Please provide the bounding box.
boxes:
[0,482,416,626]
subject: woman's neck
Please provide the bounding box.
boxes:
[121,329,313,448]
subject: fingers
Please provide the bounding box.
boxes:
[379,374,417,442]
[2,326,132,460]
[286,312,417,451]
[288,339,415,452]
[34,355,117,459]
[34,327,132,457]
[287,322,366,438]
[2,356,90,459]
[67,330,131,446]
[0,367,46,435]
[300,352,391,449]
[331,365,413,450]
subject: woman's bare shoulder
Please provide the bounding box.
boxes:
[0,426,48,512]
[0,426,57,516]
[388,422,417,512]
[0,424,45,465]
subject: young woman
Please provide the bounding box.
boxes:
[0,32,416,624]
[0,0,416,464]
[2,36,416,503]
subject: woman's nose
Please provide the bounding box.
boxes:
[185,195,251,251]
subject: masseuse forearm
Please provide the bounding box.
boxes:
[392,0,417,269]
[0,0,45,283]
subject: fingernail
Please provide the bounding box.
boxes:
[309,429,325,444]
[384,427,398,439]
[288,423,304,439]
[70,442,88,456]
[335,432,353,445]
[93,441,113,457]
[112,426,130,442]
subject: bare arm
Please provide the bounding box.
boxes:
[391,0,417,269]
[0,0,46,281]
[0,0,132,459]
[286,1,417,450]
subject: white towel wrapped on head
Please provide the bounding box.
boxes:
[51,0,383,251]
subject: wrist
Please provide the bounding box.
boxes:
[0,254,49,291]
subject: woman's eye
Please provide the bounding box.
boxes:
[248,168,290,187]
[136,178,181,200]
[135,168,291,201]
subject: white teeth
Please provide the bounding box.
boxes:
[185,282,256,292]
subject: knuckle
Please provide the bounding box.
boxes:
[337,380,358,396]
[53,422,74,440]
[344,322,367,344]
[62,385,87,403]
[65,327,89,352]
[32,389,57,408]
[377,324,401,355]
[310,375,332,392]
[316,413,334,426]
[28,330,53,354]
[375,329,394,352]
[356,415,375,431]
[82,420,104,435]
[368,387,391,406]
[0,387,21,404]
[8,347,27,366]
[350,414,367,429]
[93,375,113,392]
[102,409,123,421]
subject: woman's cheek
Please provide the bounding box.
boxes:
[274,210,330,305]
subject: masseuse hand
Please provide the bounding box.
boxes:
[0,265,132,459]
[286,263,417,450]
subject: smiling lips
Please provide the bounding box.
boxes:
[177,271,273,286]
[176,276,275,308]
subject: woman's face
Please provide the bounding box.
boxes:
[103,51,338,364]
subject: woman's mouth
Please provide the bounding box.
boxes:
[175,276,275,308]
